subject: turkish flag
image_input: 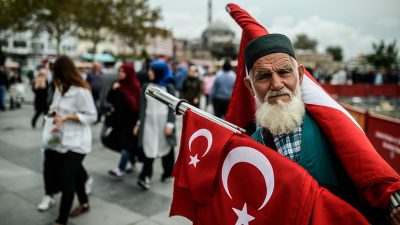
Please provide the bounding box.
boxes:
[171,109,369,224]
[225,3,400,211]
[225,4,267,129]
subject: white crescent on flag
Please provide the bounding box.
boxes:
[221,146,275,211]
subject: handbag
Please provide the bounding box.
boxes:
[100,123,121,152]
[42,116,63,149]
[104,106,117,127]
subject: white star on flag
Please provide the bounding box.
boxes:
[189,154,200,168]
[233,203,255,225]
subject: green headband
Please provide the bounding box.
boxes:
[244,33,296,72]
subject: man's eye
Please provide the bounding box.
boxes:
[279,70,291,76]
[255,73,270,80]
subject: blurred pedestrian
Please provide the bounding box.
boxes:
[39,55,97,225]
[210,60,236,118]
[136,58,152,85]
[8,69,23,110]
[202,70,216,108]
[0,66,8,111]
[107,63,141,178]
[133,60,176,190]
[86,62,103,122]
[31,68,49,128]
[174,61,189,91]
[98,72,118,119]
[180,65,203,108]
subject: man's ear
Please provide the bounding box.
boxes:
[244,77,255,96]
[297,63,305,85]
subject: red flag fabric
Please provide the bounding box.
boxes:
[171,109,369,225]
[225,3,400,210]
[225,3,268,128]
[301,70,400,208]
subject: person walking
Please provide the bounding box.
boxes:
[180,65,203,108]
[133,60,176,190]
[0,66,8,111]
[107,63,141,178]
[202,70,216,110]
[31,68,49,128]
[210,60,236,118]
[39,55,97,225]
[86,62,103,122]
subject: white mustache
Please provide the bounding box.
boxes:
[266,87,292,99]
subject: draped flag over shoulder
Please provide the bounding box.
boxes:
[225,2,400,212]
[170,109,369,225]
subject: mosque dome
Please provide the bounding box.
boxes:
[201,20,235,48]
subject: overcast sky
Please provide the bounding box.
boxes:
[149,0,400,60]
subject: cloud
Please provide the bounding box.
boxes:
[151,0,399,60]
[158,12,207,39]
[268,15,376,59]
[376,18,400,28]
[162,12,378,60]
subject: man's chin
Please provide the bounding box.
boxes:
[256,97,305,135]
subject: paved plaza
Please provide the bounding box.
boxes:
[0,89,191,225]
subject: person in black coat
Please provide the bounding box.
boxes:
[107,63,141,178]
[31,68,49,128]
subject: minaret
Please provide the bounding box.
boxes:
[208,0,212,25]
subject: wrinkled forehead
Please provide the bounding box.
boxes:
[250,53,294,75]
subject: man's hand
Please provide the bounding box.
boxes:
[391,207,400,225]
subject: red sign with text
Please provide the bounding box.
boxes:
[366,114,400,173]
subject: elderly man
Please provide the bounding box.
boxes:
[240,31,400,224]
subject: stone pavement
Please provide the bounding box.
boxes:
[0,88,191,225]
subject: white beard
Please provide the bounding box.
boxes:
[255,84,305,135]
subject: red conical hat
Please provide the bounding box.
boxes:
[225,3,268,130]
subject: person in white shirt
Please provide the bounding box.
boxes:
[39,56,97,225]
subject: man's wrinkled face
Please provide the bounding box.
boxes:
[244,53,306,134]
[245,53,303,104]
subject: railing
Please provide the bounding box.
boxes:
[322,84,400,97]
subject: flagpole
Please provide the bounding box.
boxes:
[146,86,246,134]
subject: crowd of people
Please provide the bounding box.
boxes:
[3,54,236,225]
[313,67,400,85]
[2,36,398,225]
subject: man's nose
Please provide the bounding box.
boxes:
[270,73,284,90]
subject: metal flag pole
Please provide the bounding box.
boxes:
[146,86,246,134]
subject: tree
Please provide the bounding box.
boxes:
[293,33,318,51]
[326,46,343,61]
[110,0,165,54]
[75,0,113,54]
[0,0,38,65]
[31,0,80,56]
[0,0,38,32]
[365,40,399,70]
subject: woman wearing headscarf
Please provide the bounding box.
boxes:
[108,63,141,178]
[133,60,176,190]
[41,55,97,225]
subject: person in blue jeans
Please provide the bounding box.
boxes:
[107,63,141,178]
